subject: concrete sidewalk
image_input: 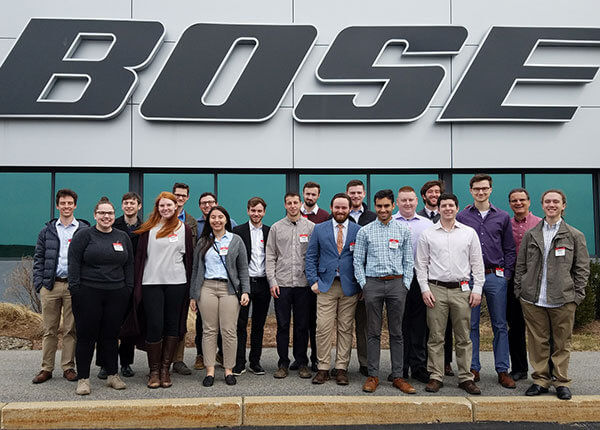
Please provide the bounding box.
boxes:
[1,349,600,428]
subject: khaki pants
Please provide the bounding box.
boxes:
[426,283,473,383]
[521,300,576,388]
[199,280,240,369]
[316,280,359,371]
[40,280,76,372]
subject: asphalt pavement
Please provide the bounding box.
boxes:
[2,348,599,402]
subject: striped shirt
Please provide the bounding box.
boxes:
[353,219,413,289]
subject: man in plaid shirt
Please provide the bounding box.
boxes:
[353,189,415,394]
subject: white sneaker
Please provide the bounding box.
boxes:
[76,378,90,395]
[107,374,127,390]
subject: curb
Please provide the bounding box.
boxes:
[2,396,600,428]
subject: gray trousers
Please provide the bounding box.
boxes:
[363,277,408,378]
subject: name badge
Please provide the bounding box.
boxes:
[168,234,178,243]
[389,239,399,249]
[495,267,504,278]
[113,242,124,252]
[219,246,229,256]
[555,247,566,257]
[349,242,355,252]
[460,281,470,292]
[299,234,309,243]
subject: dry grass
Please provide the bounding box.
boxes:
[0,303,43,348]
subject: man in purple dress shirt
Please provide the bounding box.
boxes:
[507,188,542,381]
[456,174,516,389]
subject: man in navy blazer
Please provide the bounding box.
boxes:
[306,193,361,385]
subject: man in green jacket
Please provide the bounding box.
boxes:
[514,189,590,400]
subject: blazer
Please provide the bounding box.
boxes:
[305,220,361,297]
[417,207,440,223]
[232,221,270,268]
[190,233,250,301]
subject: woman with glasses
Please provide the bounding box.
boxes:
[190,206,250,387]
[68,197,134,395]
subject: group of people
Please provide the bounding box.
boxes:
[31,175,589,400]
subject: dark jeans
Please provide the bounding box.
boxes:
[274,286,311,368]
[142,283,187,343]
[236,276,271,367]
[72,285,131,379]
[309,291,318,364]
[507,277,528,373]
[402,277,427,372]
[364,277,408,378]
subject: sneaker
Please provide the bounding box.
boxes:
[121,365,135,378]
[232,364,246,376]
[273,367,289,379]
[107,374,127,390]
[172,361,192,375]
[76,378,91,395]
[249,363,265,375]
[298,365,312,379]
[194,354,206,370]
[97,367,108,380]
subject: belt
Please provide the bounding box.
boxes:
[207,278,228,283]
[55,276,68,282]
[376,275,403,281]
[249,276,267,283]
[429,279,460,289]
[485,268,502,275]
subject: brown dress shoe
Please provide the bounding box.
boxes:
[32,370,52,384]
[336,369,349,386]
[194,354,206,370]
[63,369,78,381]
[470,368,480,382]
[458,380,481,395]
[425,379,443,393]
[393,377,416,394]
[497,371,516,389]
[312,370,330,384]
[444,363,455,376]
[362,376,379,393]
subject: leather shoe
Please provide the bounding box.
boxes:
[359,366,368,377]
[121,365,135,378]
[498,372,516,389]
[289,360,299,370]
[444,363,454,376]
[556,386,572,400]
[97,367,108,380]
[336,369,349,386]
[194,354,205,370]
[509,370,527,381]
[273,367,289,379]
[172,361,192,375]
[63,369,78,381]
[202,375,214,387]
[525,383,549,396]
[470,368,480,382]
[312,370,330,384]
[393,377,416,394]
[458,380,481,395]
[425,379,443,393]
[412,368,430,384]
[32,370,52,384]
[362,376,379,393]
[298,365,312,379]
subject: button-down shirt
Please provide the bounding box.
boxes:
[248,224,266,277]
[511,212,542,254]
[177,209,186,222]
[537,219,563,308]
[55,218,79,277]
[393,212,432,258]
[266,216,315,288]
[332,218,349,247]
[353,219,414,289]
[415,221,485,294]
[204,232,233,280]
[349,207,364,223]
[301,204,320,216]
[456,203,516,279]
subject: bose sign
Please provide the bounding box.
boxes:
[0,19,599,123]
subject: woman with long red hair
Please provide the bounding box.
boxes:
[129,192,194,389]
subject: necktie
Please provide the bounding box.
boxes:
[430,211,436,220]
[336,224,344,254]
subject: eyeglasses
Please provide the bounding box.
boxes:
[471,187,490,192]
[200,200,216,206]
[96,211,115,216]
[174,193,188,199]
